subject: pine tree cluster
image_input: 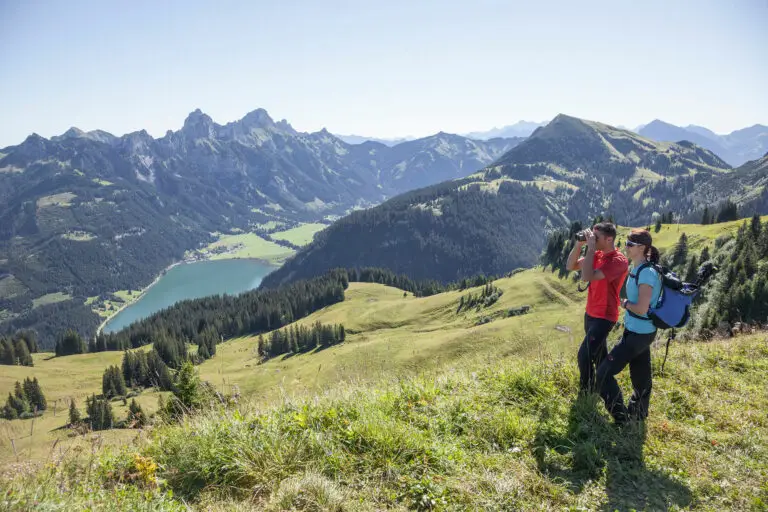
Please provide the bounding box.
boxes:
[55,329,87,357]
[194,326,218,362]
[258,322,346,360]
[127,398,147,427]
[0,331,38,366]
[102,365,127,398]
[700,215,768,328]
[1,378,46,420]
[85,394,114,431]
[457,283,504,313]
[121,350,174,391]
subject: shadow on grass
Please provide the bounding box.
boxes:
[533,394,692,511]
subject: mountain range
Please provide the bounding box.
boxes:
[334,134,414,146]
[337,121,547,146]
[463,120,547,140]
[262,115,767,288]
[2,107,767,344]
[638,119,768,167]
[0,109,521,344]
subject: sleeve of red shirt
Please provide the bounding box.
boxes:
[600,254,628,282]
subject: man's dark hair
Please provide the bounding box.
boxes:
[593,222,617,240]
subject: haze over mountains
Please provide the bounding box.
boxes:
[336,120,547,146]
[638,119,768,166]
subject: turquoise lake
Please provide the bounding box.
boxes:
[103,259,274,333]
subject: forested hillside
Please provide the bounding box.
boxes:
[261,179,567,286]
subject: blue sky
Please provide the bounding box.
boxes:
[0,0,766,147]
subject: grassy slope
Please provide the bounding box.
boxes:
[197,270,585,402]
[205,233,295,264]
[0,350,162,462]
[3,211,759,465]
[0,269,583,464]
[3,333,766,510]
[618,215,768,253]
[271,223,327,246]
[152,333,768,511]
[2,217,766,508]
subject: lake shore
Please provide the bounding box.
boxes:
[95,259,184,335]
[96,256,277,335]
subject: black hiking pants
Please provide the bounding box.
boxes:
[577,314,616,393]
[596,329,657,423]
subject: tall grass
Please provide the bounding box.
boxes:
[2,334,767,510]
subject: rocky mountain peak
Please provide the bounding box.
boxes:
[182,109,216,140]
[59,127,86,139]
[240,108,275,129]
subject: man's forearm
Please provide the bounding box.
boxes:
[581,248,595,281]
[566,244,583,271]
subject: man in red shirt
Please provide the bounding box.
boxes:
[566,222,628,394]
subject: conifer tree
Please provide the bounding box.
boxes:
[102,366,127,398]
[2,394,19,420]
[13,338,33,366]
[0,338,14,365]
[174,362,201,410]
[750,214,762,240]
[146,350,173,391]
[86,394,114,430]
[127,399,146,427]
[23,377,46,411]
[8,384,28,417]
[55,329,87,357]
[672,233,689,268]
[684,255,698,283]
[69,399,81,425]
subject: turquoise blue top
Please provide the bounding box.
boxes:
[624,264,663,334]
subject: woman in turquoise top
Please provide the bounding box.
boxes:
[596,229,662,424]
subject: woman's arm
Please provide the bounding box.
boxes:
[623,283,654,316]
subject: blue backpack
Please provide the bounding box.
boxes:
[629,262,701,329]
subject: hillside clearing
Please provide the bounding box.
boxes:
[199,232,295,264]
[31,292,71,309]
[271,223,327,246]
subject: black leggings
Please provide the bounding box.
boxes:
[597,329,657,422]
[577,313,616,393]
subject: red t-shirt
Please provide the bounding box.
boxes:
[582,249,629,323]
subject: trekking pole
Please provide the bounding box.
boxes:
[660,329,676,375]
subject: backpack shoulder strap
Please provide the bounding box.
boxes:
[633,262,654,287]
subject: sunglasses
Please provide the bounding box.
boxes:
[625,240,641,247]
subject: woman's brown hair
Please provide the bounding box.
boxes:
[628,229,660,264]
